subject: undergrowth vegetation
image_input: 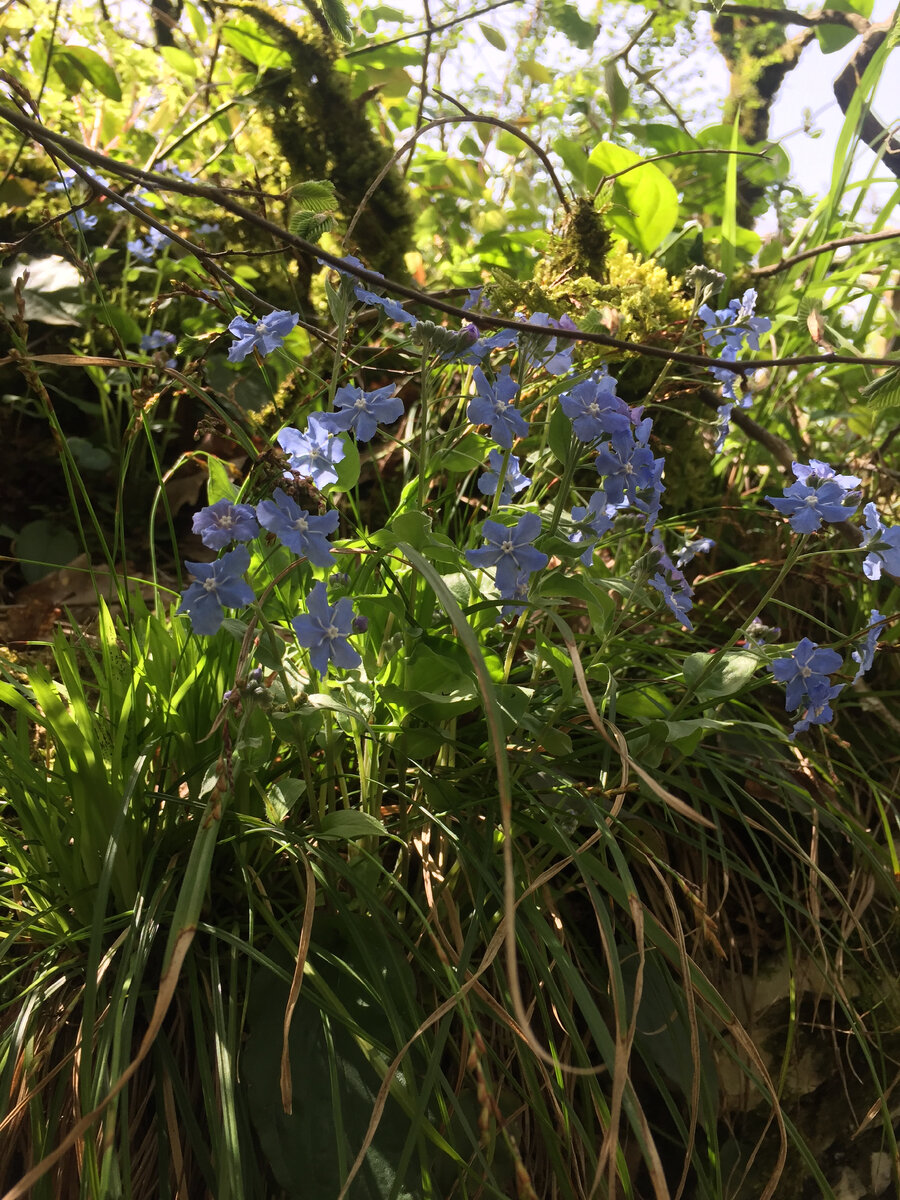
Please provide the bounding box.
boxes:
[1,2,899,1198]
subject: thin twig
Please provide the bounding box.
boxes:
[752,227,900,277]
[345,108,571,243]
[345,0,521,56]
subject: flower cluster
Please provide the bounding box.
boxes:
[477,450,531,505]
[859,503,900,580]
[771,638,844,738]
[128,227,171,262]
[699,288,772,449]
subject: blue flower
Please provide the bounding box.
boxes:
[467,366,528,448]
[772,637,843,713]
[560,373,633,445]
[790,682,844,738]
[291,581,362,676]
[700,289,771,353]
[66,210,98,232]
[858,503,900,581]
[594,418,660,507]
[766,470,859,534]
[466,513,549,595]
[227,309,299,363]
[177,545,255,635]
[192,500,260,549]
[792,459,860,491]
[499,571,533,619]
[319,383,404,442]
[141,329,176,351]
[477,450,531,504]
[647,571,694,630]
[256,488,339,566]
[851,609,886,682]
[522,312,577,375]
[278,415,346,489]
[569,492,620,565]
[127,227,171,262]
[196,222,220,235]
[354,286,417,326]
[675,537,715,570]
[449,327,518,366]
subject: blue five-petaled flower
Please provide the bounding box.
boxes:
[256,488,339,566]
[227,309,299,362]
[766,461,859,533]
[177,545,255,636]
[477,450,531,505]
[466,512,548,596]
[192,500,260,550]
[278,415,346,489]
[291,581,362,676]
[467,366,528,449]
[319,384,405,442]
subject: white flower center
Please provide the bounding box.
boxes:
[218,512,235,528]
[325,623,340,640]
[501,538,515,554]
[354,396,367,410]
[292,516,309,533]
[202,577,218,593]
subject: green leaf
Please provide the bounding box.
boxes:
[206,455,239,505]
[390,510,433,549]
[548,402,574,466]
[221,19,291,69]
[588,142,679,256]
[720,117,740,290]
[160,45,198,77]
[431,432,489,473]
[318,810,387,840]
[184,0,207,39]
[66,437,112,471]
[680,651,759,704]
[815,0,872,53]
[288,213,334,242]
[265,778,306,822]
[520,59,553,85]
[329,435,360,493]
[291,179,337,213]
[15,519,79,584]
[321,0,354,42]
[54,47,122,100]
[479,23,506,51]
[859,367,900,410]
[603,61,630,123]
[546,0,596,49]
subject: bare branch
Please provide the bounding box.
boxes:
[752,228,900,278]
[709,4,870,33]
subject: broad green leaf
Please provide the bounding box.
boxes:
[318,810,387,840]
[290,179,337,213]
[161,45,198,77]
[588,142,679,256]
[720,116,740,290]
[479,23,506,51]
[55,46,122,100]
[184,0,207,39]
[15,519,79,583]
[681,650,759,704]
[221,19,291,69]
[625,123,696,156]
[288,213,333,242]
[266,778,306,822]
[859,367,900,410]
[815,0,872,53]
[549,402,574,466]
[206,455,239,504]
[520,59,553,84]
[329,434,360,493]
[390,510,433,549]
[546,0,596,49]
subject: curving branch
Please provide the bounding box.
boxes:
[710,5,870,33]
[2,105,899,376]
